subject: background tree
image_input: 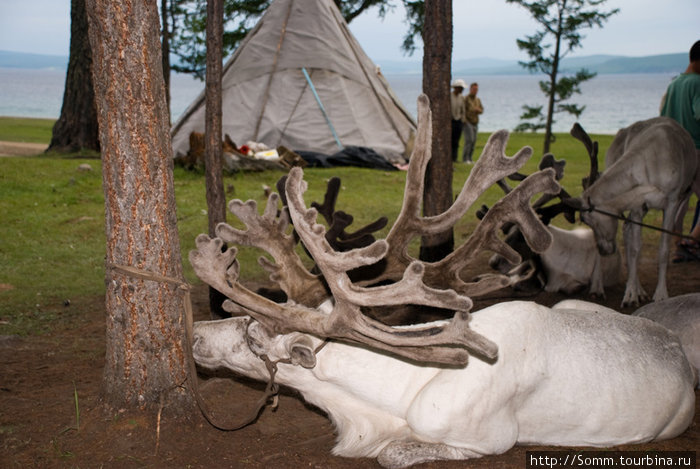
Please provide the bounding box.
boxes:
[162,0,173,119]
[507,0,618,153]
[86,0,197,415]
[205,0,226,240]
[48,0,99,153]
[204,0,229,316]
[418,0,454,261]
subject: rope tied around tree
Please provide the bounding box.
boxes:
[108,263,285,431]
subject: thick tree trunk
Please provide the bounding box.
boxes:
[86,0,197,416]
[48,0,99,153]
[419,0,454,262]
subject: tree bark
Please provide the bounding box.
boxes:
[543,4,564,154]
[419,0,454,262]
[48,0,100,153]
[205,0,226,238]
[205,0,229,317]
[161,0,172,120]
[86,0,197,416]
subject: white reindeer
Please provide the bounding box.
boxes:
[487,154,622,296]
[573,117,697,306]
[489,223,622,295]
[189,98,695,467]
[556,295,699,388]
[537,225,621,294]
[633,293,700,386]
[192,301,695,468]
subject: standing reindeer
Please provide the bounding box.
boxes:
[189,96,696,468]
[570,118,697,306]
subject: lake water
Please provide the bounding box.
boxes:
[0,67,676,135]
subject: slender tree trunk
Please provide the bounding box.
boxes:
[419,0,454,262]
[543,2,564,153]
[543,65,557,154]
[205,0,226,237]
[161,0,172,120]
[48,0,99,153]
[205,0,229,317]
[86,0,197,416]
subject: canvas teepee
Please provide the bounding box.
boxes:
[170,0,416,163]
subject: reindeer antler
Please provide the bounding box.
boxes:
[190,94,559,366]
[490,152,575,226]
[277,175,388,252]
[214,195,329,307]
[571,122,600,189]
[372,95,559,293]
[191,230,495,365]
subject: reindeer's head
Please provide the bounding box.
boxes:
[193,317,321,376]
[192,317,263,376]
[578,200,619,256]
[568,123,618,256]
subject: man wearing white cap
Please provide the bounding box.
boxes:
[450,79,466,162]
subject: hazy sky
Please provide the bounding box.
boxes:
[0,0,697,61]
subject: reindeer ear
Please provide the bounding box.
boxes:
[287,335,316,369]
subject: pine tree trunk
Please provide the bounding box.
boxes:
[48,0,99,153]
[86,0,197,416]
[205,0,229,318]
[420,0,454,262]
[161,0,171,120]
[205,0,226,239]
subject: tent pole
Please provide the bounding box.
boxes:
[302,67,343,150]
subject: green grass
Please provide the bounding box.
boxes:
[0,118,694,336]
[0,116,55,143]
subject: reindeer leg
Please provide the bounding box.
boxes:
[653,204,676,302]
[622,208,648,307]
[377,441,482,468]
[589,252,605,298]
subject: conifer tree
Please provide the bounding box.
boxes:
[507,0,618,152]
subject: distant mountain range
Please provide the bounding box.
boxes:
[377,53,688,75]
[0,50,68,70]
[0,49,687,76]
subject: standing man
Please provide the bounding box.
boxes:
[450,79,466,162]
[661,40,700,262]
[462,82,484,164]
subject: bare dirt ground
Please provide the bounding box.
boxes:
[2,238,699,469]
[0,141,47,157]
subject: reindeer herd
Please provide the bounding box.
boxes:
[189,96,699,467]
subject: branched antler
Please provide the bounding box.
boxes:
[371,95,559,294]
[190,93,559,366]
[190,232,495,365]
[494,153,575,225]
[215,195,329,307]
[277,175,388,252]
